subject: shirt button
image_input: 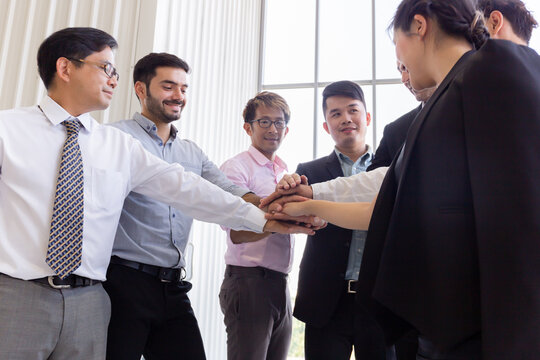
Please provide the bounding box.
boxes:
[172,214,176,218]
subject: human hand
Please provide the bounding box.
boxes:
[263,219,315,235]
[278,173,308,190]
[265,195,309,213]
[263,196,327,230]
[281,199,311,217]
[260,181,313,208]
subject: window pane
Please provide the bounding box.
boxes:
[318,0,372,82]
[316,85,374,158]
[270,88,315,172]
[375,0,403,79]
[374,83,419,147]
[263,0,316,85]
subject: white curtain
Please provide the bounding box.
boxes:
[153,1,262,358]
[0,0,262,358]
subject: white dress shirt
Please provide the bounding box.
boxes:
[0,96,266,281]
[312,166,388,202]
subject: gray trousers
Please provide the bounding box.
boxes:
[0,273,111,360]
[219,265,292,360]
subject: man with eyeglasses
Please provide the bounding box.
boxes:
[0,28,315,360]
[219,91,293,360]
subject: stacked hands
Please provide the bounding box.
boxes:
[260,174,325,235]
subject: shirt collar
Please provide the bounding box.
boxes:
[133,112,178,140]
[39,95,93,131]
[334,144,373,164]
[248,145,287,170]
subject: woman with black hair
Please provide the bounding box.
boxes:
[279,0,540,358]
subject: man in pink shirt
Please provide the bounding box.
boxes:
[219,91,293,360]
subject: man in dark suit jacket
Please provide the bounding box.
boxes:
[367,64,435,360]
[359,39,540,360]
[368,63,435,172]
[367,106,419,171]
[293,81,391,360]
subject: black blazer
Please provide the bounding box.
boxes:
[358,40,540,359]
[367,105,422,171]
[293,151,353,327]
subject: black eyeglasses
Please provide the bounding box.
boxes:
[67,58,119,81]
[249,119,287,129]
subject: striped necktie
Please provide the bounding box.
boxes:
[46,118,84,279]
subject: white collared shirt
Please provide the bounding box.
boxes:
[312,166,388,202]
[0,96,266,280]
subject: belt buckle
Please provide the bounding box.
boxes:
[347,280,357,294]
[48,276,71,289]
[160,267,186,283]
[159,269,172,283]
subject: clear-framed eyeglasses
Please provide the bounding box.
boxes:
[250,118,287,129]
[67,58,120,81]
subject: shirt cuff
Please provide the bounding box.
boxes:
[312,182,326,201]
[241,204,267,233]
[231,186,251,198]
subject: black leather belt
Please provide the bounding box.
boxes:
[33,275,101,289]
[111,256,185,283]
[226,265,287,279]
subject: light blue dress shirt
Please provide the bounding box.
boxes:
[335,147,373,281]
[110,113,249,268]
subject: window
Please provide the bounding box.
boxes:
[259,0,540,358]
[260,1,416,358]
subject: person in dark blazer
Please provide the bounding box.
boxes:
[479,0,538,47]
[294,81,391,360]
[361,1,540,358]
[276,0,540,358]
[367,106,419,171]
[368,63,435,172]
[368,64,434,360]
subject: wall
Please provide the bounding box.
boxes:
[0,1,262,358]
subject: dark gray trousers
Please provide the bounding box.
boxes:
[219,265,292,360]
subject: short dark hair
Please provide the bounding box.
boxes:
[37,27,118,89]
[478,0,538,43]
[243,91,291,123]
[133,53,190,88]
[391,0,490,50]
[322,81,366,116]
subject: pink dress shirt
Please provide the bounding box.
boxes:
[220,146,293,273]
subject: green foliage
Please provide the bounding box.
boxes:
[287,317,305,358]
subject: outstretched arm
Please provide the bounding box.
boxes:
[274,195,378,230]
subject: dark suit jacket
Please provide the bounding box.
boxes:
[367,105,422,171]
[293,151,354,327]
[358,39,540,359]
